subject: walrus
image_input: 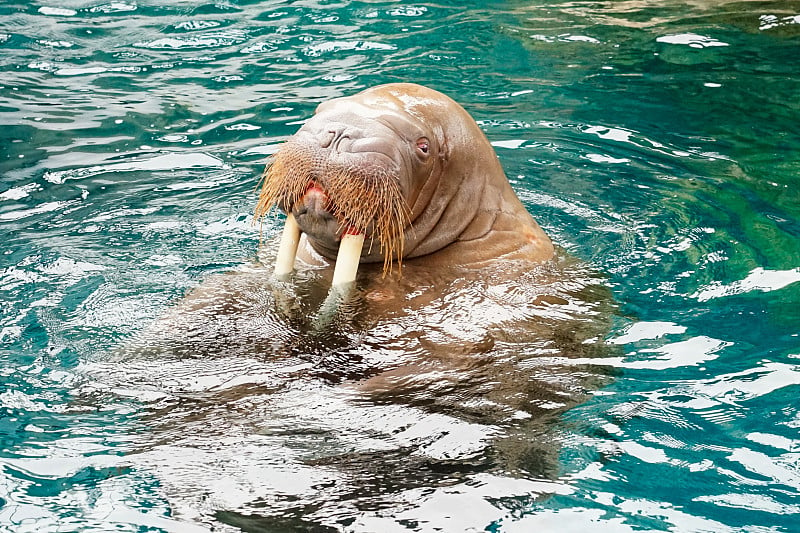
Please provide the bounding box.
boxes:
[256,83,554,285]
[87,84,617,530]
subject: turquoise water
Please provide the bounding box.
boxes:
[2,1,800,531]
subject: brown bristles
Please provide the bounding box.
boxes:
[254,141,410,274]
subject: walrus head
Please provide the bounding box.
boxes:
[256,83,553,282]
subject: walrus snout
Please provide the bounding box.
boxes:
[293,183,333,221]
[318,123,353,152]
[291,183,373,253]
[259,128,408,285]
[291,185,340,248]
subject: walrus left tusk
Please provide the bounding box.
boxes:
[331,231,365,287]
[274,213,301,278]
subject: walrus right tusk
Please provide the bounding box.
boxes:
[274,213,301,278]
[331,231,365,287]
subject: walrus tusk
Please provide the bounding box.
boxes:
[331,230,365,287]
[274,213,301,278]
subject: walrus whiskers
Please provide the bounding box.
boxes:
[255,151,313,277]
[324,166,408,274]
[254,146,316,218]
[255,143,410,280]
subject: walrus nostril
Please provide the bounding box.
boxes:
[320,130,336,148]
[334,133,351,152]
[320,125,351,151]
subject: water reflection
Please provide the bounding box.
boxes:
[81,250,617,528]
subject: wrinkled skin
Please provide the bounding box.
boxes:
[262,83,554,268]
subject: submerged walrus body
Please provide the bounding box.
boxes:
[257,83,554,281]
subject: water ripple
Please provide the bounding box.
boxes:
[134,30,250,50]
[43,152,227,184]
[3,0,800,531]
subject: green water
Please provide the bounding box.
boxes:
[2,1,800,531]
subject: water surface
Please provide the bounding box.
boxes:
[2,1,800,531]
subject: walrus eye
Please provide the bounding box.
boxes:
[416,138,430,155]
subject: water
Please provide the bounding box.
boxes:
[2,0,799,531]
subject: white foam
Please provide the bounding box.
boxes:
[695,492,800,514]
[0,184,40,201]
[727,447,800,487]
[37,7,77,16]
[746,432,797,452]
[691,362,800,403]
[585,153,630,164]
[43,152,225,184]
[302,40,396,57]
[354,474,572,532]
[583,125,634,143]
[609,321,687,345]
[628,336,729,370]
[657,33,729,49]
[491,139,527,149]
[760,14,800,31]
[692,267,800,302]
[568,336,728,370]
[0,201,70,221]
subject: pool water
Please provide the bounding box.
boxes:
[2,1,800,531]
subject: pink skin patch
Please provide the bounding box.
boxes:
[297,182,365,241]
[301,182,329,206]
